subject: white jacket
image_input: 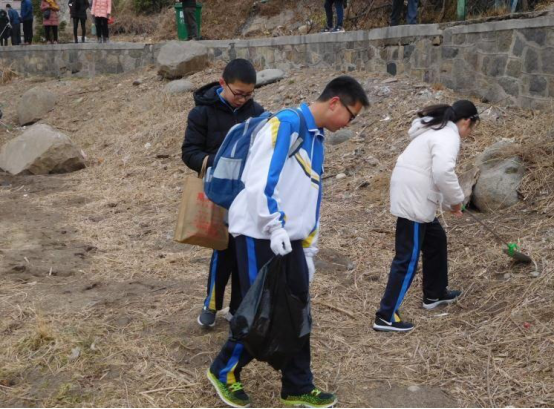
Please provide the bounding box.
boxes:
[389,118,465,223]
[228,103,324,256]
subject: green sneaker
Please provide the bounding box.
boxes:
[207,369,251,408]
[281,388,337,408]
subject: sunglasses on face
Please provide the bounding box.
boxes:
[226,82,254,100]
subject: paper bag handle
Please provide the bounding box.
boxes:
[200,156,209,179]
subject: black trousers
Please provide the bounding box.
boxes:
[204,234,241,313]
[22,20,33,43]
[184,6,197,39]
[210,236,314,396]
[95,17,109,39]
[376,217,448,322]
[44,25,58,42]
[390,0,419,25]
[324,0,344,29]
[11,23,20,45]
[73,17,86,41]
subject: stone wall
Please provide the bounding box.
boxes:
[203,14,554,109]
[1,14,553,109]
[0,43,155,78]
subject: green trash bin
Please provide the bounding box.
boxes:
[174,2,202,40]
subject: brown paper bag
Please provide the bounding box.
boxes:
[174,158,229,250]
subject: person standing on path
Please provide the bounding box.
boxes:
[20,0,33,44]
[69,0,90,43]
[40,0,60,44]
[91,0,110,43]
[180,0,199,40]
[322,0,345,32]
[6,4,20,46]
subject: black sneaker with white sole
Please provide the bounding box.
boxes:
[373,315,414,332]
[197,306,216,328]
[422,289,462,310]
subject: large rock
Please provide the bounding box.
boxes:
[157,41,209,80]
[17,87,57,126]
[0,124,85,175]
[256,69,285,88]
[472,139,524,212]
[164,79,195,94]
[327,129,354,146]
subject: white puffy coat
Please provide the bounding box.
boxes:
[389,118,465,223]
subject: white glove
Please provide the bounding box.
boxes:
[305,254,315,283]
[270,228,292,256]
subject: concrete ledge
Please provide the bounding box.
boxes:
[1,42,150,53]
[448,14,554,34]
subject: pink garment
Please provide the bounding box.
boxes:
[92,0,111,18]
[41,0,59,26]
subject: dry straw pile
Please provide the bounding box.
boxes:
[0,66,553,407]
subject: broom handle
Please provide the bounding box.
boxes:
[464,209,509,247]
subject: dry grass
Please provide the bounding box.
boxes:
[0,67,553,407]
[0,63,18,85]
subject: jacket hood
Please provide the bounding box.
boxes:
[193,81,221,106]
[408,117,430,140]
[408,117,459,140]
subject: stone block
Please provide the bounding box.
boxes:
[506,59,522,78]
[453,34,465,45]
[442,46,459,59]
[440,60,453,74]
[549,78,554,97]
[477,41,496,53]
[404,45,415,60]
[482,55,507,77]
[520,28,546,46]
[512,35,525,57]
[454,61,476,90]
[541,48,554,74]
[463,49,479,71]
[498,77,520,97]
[529,75,547,96]
[497,30,513,53]
[524,48,540,73]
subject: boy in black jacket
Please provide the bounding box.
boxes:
[182,58,264,328]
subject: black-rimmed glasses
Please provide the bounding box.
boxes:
[226,82,254,100]
[339,98,357,123]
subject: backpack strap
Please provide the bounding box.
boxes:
[284,108,307,158]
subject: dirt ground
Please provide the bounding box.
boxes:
[1,65,554,408]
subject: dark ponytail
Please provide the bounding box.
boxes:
[418,100,479,130]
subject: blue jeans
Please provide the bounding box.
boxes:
[390,0,419,25]
[324,0,344,28]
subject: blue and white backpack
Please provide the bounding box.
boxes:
[204,108,307,209]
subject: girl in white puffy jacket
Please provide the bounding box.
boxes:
[373,100,479,333]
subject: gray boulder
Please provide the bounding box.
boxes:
[0,124,85,175]
[473,139,524,212]
[164,79,195,94]
[256,69,285,88]
[327,129,354,146]
[18,87,57,126]
[157,41,209,80]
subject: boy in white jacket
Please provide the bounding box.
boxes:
[207,76,369,408]
[373,100,479,333]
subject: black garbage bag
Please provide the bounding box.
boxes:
[230,255,311,370]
